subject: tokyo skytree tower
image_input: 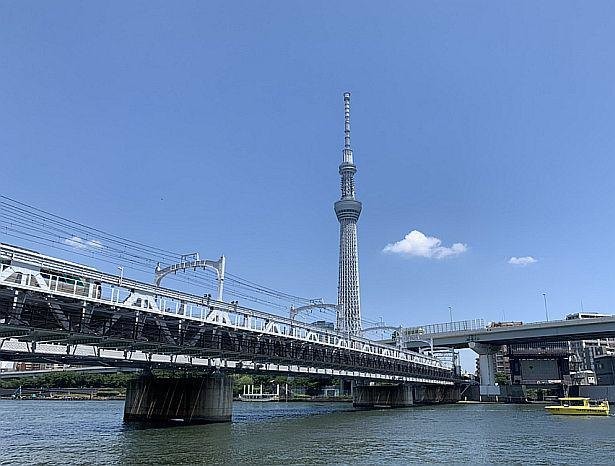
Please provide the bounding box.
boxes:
[334,92,362,335]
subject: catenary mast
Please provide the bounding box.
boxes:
[334,92,362,335]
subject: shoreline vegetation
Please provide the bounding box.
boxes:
[0,371,350,402]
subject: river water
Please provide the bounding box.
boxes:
[1,400,614,464]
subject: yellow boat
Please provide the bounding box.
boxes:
[545,397,610,416]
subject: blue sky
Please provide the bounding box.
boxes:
[2,1,615,345]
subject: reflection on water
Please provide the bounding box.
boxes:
[1,400,614,464]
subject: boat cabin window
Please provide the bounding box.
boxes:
[561,399,586,406]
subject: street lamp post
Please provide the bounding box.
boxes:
[117,266,124,287]
[542,292,549,322]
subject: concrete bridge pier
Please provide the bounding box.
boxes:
[470,342,502,400]
[124,372,233,424]
[413,384,461,403]
[353,383,414,408]
[353,383,460,408]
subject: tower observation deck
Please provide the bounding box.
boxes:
[335,92,362,335]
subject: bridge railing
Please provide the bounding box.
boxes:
[402,319,486,340]
[0,244,450,370]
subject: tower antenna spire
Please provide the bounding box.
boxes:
[344,92,351,149]
[342,92,353,164]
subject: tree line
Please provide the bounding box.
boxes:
[0,371,340,396]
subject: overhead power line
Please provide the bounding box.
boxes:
[0,195,322,314]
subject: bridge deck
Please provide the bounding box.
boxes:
[402,317,615,349]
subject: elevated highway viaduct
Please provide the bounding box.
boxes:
[402,317,615,397]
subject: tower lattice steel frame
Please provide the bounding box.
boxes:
[334,92,362,335]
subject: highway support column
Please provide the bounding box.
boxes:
[124,372,233,424]
[470,342,502,401]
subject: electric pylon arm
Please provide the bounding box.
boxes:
[361,324,402,333]
[155,253,226,301]
[290,302,339,320]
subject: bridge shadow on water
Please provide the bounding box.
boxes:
[120,400,356,431]
[115,401,360,464]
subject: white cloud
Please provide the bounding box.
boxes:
[383,230,467,259]
[63,236,103,250]
[508,256,537,266]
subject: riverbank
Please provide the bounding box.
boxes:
[1,395,125,401]
[234,396,352,403]
[3,393,353,402]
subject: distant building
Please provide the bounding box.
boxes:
[475,344,512,384]
[570,370,596,386]
[508,341,571,385]
[0,361,15,372]
[320,386,340,397]
[312,320,335,331]
[495,346,511,383]
[566,312,615,372]
[14,362,66,372]
[594,355,615,385]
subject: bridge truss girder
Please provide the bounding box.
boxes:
[0,242,454,384]
[0,288,452,382]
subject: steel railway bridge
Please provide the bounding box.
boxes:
[0,243,459,422]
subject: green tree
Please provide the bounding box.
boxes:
[232,374,254,397]
[0,371,137,390]
[494,372,508,385]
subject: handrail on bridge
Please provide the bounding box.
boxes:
[402,319,486,340]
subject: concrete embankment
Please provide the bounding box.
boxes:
[575,385,615,402]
